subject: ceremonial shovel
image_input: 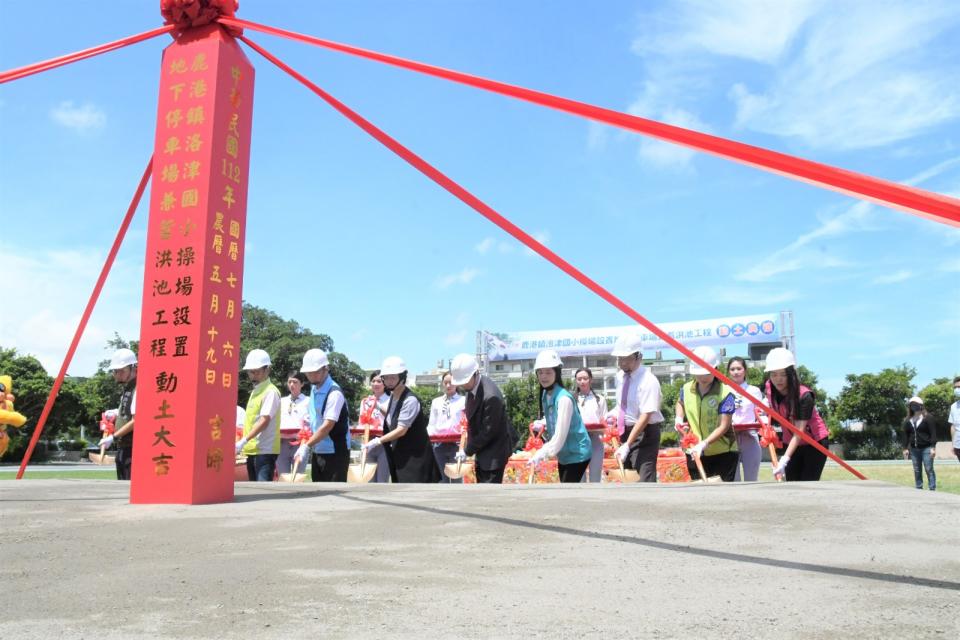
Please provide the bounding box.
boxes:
[692,450,721,484]
[347,423,377,483]
[605,436,639,483]
[443,428,472,480]
[279,455,307,483]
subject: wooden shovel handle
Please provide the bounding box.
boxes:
[768,444,783,482]
[693,451,708,482]
[99,444,107,465]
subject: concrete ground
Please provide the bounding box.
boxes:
[2,480,957,639]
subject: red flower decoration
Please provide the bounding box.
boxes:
[99,412,116,436]
[290,425,312,447]
[160,0,241,35]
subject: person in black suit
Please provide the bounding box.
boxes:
[450,353,514,483]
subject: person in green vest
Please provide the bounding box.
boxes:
[674,346,738,482]
[236,348,281,481]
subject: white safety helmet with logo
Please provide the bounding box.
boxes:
[242,348,271,370]
[763,347,797,372]
[450,353,480,386]
[108,348,137,371]
[610,332,643,357]
[380,356,407,376]
[300,348,329,373]
[534,349,563,371]
[688,346,720,376]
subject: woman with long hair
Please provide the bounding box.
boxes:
[573,367,607,482]
[726,357,764,482]
[528,350,591,482]
[355,370,391,483]
[764,348,829,481]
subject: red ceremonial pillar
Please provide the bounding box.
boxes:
[131,24,254,504]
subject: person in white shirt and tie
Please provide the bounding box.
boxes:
[607,332,664,482]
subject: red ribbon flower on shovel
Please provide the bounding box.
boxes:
[99,411,116,438]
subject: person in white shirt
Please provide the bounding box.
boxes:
[950,376,960,463]
[528,350,592,482]
[574,367,607,482]
[607,333,664,482]
[727,357,764,482]
[426,372,466,483]
[276,372,310,476]
[354,370,392,483]
[236,349,282,482]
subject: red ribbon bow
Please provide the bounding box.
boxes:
[99,412,116,437]
[290,425,312,447]
[523,421,545,451]
[676,423,700,451]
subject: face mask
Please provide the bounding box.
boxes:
[954,387,960,398]
[908,403,921,413]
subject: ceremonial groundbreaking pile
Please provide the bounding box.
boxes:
[2,480,956,639]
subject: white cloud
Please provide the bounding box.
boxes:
[941,257,960,272]
[435,267,480,290]
[726,3,960,150]
[443,330,468,346]
[739,158,960,283]
[708,286,799,307]
[0,243,142,376]
[632,0,821,65]
[624,82,712,171]
[871,269,913,285]
[880,344,936,358]
[474,237,495,255]
[474,236,517,255]
[523,230,551,257]
[49,101,106,133]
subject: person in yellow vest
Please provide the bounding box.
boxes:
[675,346,739,482]
[236,349,281,481]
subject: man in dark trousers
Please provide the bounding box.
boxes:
[450,353,514,483]
[98,348,137,480]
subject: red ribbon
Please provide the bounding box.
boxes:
[99,412,116,437]
[289,425,312,447]
[676,423,700,452]
[523,421,545,452]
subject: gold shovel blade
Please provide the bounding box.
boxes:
[347,461,377,484]
[604,467,641,483]
[444,461,472,480]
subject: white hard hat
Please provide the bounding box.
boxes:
[688,346,720,375]
[242,348,271,370]
[908,396,923,405]
[300,348,329,373]
[764,347,796,372]
[450,353,479,386]
[380,356,407,376]
[534,349,562,371]
[611,332,643,357]
[108,348,137,370]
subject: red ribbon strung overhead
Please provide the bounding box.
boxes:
[219,16,960,228]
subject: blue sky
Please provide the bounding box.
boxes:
[1,0,958,396]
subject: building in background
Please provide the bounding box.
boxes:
[417,311,794,398]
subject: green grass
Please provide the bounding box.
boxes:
[758,462,960,495]
[0,469,117,480]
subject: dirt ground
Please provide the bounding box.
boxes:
[2,479,957,639]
